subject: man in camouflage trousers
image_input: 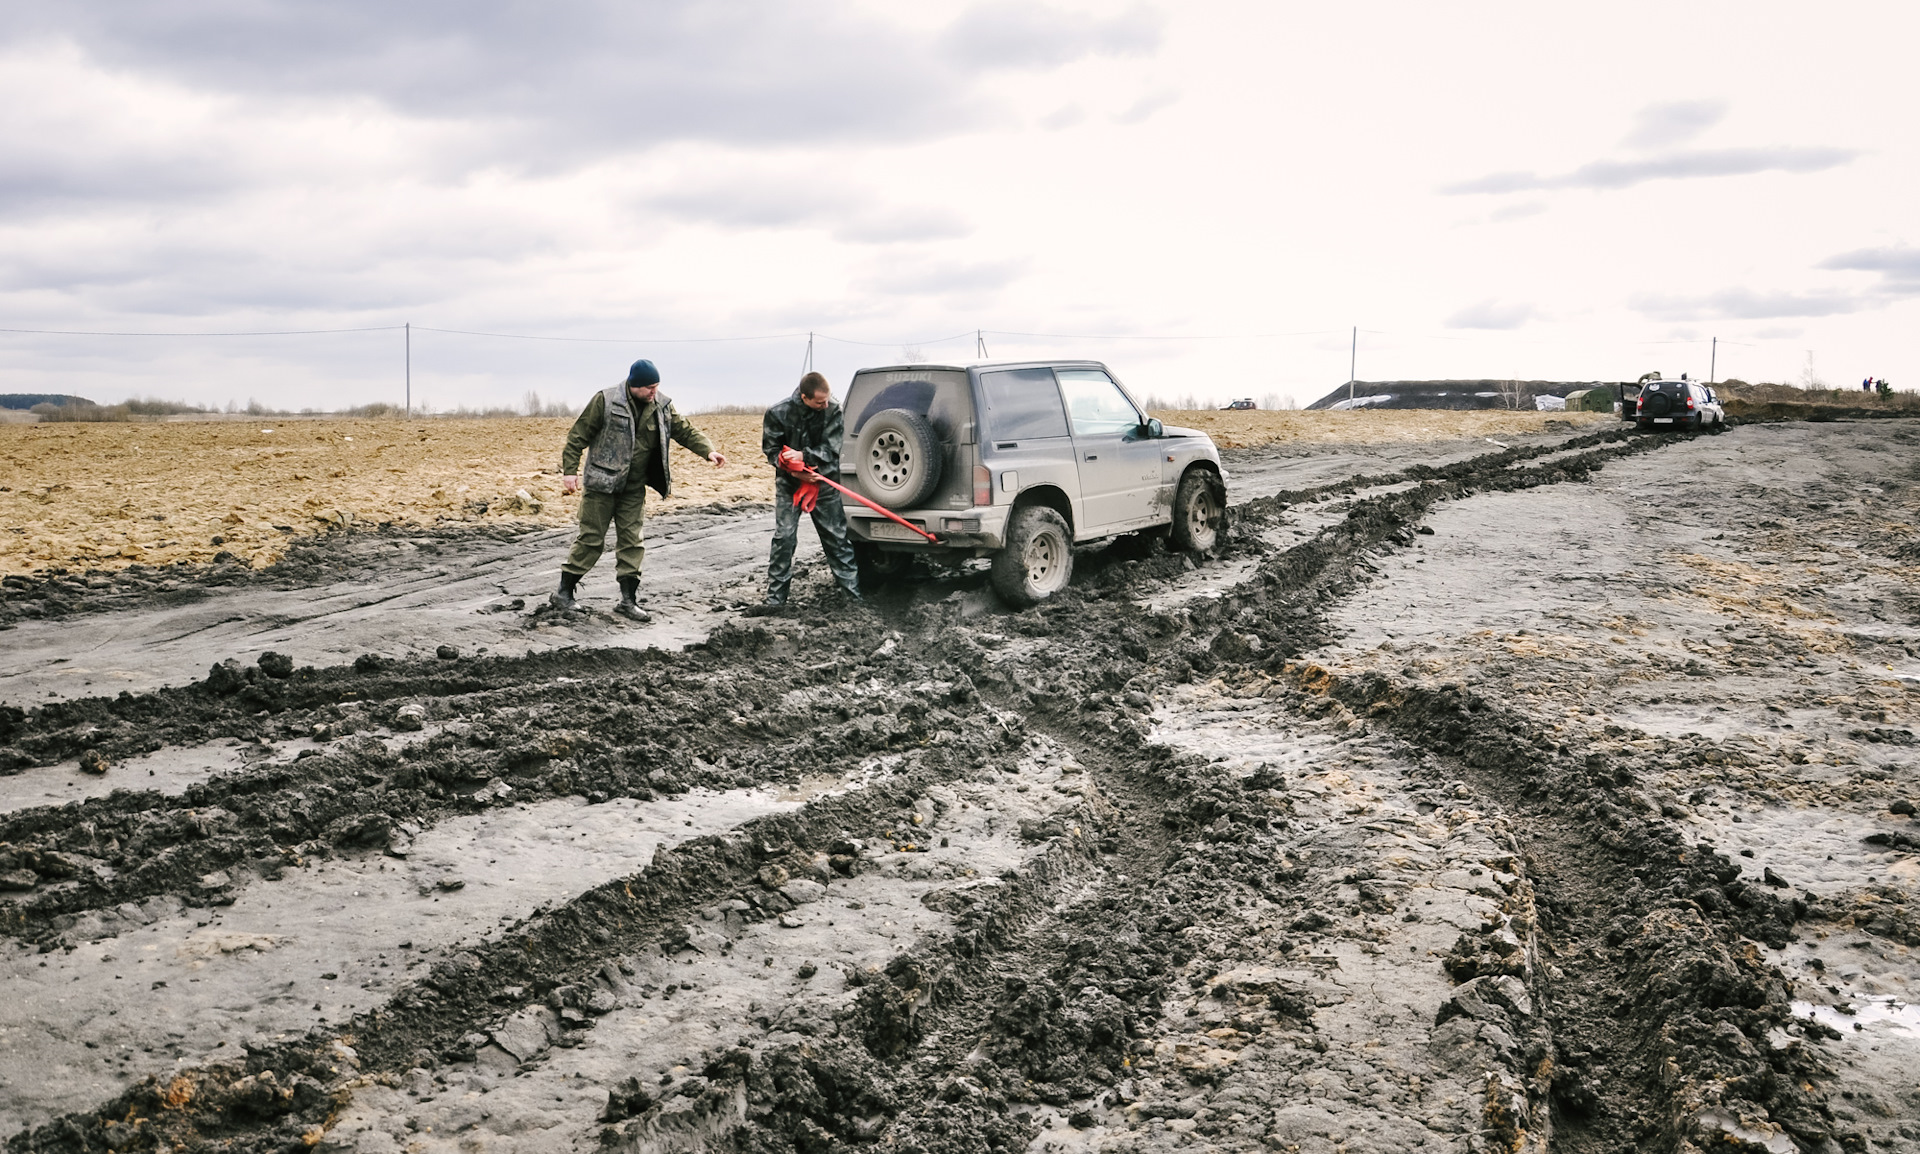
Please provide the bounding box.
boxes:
[747,371,861,615]
[554,358,727,621]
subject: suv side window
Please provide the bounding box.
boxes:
[980,368,1069,439]
[1056,370,1142,437]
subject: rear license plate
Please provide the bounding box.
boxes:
[870,520,926,541]
[1653,417,1673,423]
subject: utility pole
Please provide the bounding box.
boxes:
[976,330,989,359]
[1348,326,1357,406]
[1709,336,1716,385]
[405,322,411,415]
[803,331,814,373]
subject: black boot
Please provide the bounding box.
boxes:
[743,583,788,617]
[549,570,581,611]
[615,575,650,622]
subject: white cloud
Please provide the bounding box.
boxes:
[1820,244,1920,292]
[1039,104,1087,130]
[1445,146,1857,195]
[1631,288,1868,321]
[1446,300,1534,330]
[1622,99,1727,149]
[1112,89,1180,125]
[1488,201,1546,223]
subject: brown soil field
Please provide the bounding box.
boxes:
[0,408,1605,577]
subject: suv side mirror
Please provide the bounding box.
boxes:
[1144,418,1164,438]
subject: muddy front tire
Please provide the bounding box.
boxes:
[1170,469,1225,554]
[991,506,1073,607]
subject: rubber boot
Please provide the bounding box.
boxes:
[549,570,581,611]
[838,580,864,605]
[615,575,650,622]
[743,581,788,618]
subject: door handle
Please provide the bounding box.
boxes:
[1084,454,1098,461]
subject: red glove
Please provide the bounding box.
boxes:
[777,447,808,474]
[791,479,820,513]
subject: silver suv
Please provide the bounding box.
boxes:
[837,360,1227,606]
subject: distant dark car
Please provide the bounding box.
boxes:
[1635,379,1725,432]
[1222,399,1256,410]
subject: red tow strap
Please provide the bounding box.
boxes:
[782,445,941,544]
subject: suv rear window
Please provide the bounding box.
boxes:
[980,368,1069,439]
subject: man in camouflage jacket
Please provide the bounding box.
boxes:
[553,358,727,620]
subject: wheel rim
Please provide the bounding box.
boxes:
[1187,488,1220,549]
[866,430,914,491]
[1024,528,1068,592]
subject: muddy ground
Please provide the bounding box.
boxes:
[1,419,1916,1154]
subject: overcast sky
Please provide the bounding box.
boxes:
[2,0,1913,412]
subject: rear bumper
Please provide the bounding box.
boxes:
[847,504,1012,550]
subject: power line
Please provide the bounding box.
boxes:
[814,330,977,348]
[985,327,1338,341]
[0,324,404,337]
[412,325,805,344]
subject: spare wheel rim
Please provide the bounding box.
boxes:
[1025,529,1067,591]
[867,430,914,490]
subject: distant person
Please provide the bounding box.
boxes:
[1864,377,1875,393]
[552,359,727,620]
[746,372,860,615]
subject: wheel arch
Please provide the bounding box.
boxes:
[1010,484,1074,537]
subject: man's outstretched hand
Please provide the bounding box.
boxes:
[709,451,729,467]
[562,475,581,495]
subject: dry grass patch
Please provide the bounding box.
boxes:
[4,407,1605,577]
[1149,408,1609,449]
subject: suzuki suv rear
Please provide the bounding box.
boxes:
[837,361,1226,606]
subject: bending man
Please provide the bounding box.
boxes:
[750,372,860,614]
[555,358,726,620]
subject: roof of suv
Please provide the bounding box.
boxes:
[854,360,1109,375]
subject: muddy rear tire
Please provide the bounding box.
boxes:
[856,409,943,510]
[992,506,1073,607]
[1170,469,1225,554]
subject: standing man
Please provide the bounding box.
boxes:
[749,372,860,614]
[553,358,727,620]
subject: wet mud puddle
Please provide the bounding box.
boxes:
[0,788,800,1137]
[307,738,1111,1154]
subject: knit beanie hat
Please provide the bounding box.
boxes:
[626,359,660,387]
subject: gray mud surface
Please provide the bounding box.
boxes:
[3,422,1917,1153]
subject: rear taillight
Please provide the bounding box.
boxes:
[973,465,992,506]
[1685,397,1695,410]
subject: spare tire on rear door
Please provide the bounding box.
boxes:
[856,408,943,509]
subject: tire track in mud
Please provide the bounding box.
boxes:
[9,429,1830,1153]
[790,428,1851,1154]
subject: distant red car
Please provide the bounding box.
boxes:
[1222,399,1256,410]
